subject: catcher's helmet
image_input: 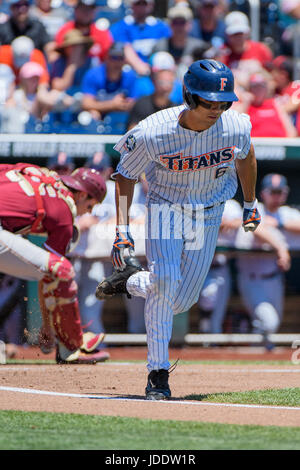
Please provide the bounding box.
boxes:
[183,59,238,109]
[61,167,107,203]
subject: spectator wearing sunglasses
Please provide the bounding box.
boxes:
[0,0,50,53]
[152,3,209,81]
[81,42,139,133]
[134,51,184,106]
[127,54,177,130]
[109,0,171,76]
[189,0,226,49]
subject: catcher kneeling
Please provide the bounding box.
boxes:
[0,163,109,363]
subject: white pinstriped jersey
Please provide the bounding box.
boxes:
[115,105,252,207]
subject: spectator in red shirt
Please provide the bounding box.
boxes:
[0,163,109,363]
[269,55,300,134]
[269,56,296,98]
[53,0,113,64]
[219,11,273,70]
[238,72,297,138]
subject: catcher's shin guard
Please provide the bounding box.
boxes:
[41,276,83,351]
[41,253,105,353]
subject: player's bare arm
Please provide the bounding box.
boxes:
[115,173,135,225]
[252,224,291,271]
[263,215,300,234]
[236,144,261,232]
[235,143,257,203]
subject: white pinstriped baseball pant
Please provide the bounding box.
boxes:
[127,201,224,371]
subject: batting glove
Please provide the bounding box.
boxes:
[243,200,261,232]
[112,225,135,270]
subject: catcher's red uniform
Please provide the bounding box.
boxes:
[0,163,105,358]
[0,163,73,255]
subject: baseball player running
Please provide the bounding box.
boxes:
[0,163,110,364]
[96,59,261,399]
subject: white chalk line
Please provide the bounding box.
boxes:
[199,369,300,373]
[1,365,300,374]
[1,386,300,412]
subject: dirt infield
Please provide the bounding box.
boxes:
[1,346,300,427]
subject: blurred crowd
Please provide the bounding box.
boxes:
[0,0,299,135]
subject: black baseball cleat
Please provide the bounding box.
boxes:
[145,369,171,401]
[95,256,143,300]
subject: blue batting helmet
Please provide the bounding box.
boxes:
[183,59,238,109]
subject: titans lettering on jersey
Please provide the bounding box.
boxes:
[159,146,235,172]
[114,105,252,207]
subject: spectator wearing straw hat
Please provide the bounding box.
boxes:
[54,0,113,63]
[50,29,94,96]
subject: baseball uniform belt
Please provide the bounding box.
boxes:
[205,201,225,211]
[249,271,282,280]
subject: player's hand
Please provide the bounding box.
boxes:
[111,225,135,271]
[276,247,291,272]
[243,207,261,232]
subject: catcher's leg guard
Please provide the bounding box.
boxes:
[42,253,105,357]
[42,276,83,351]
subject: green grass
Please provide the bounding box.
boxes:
[0,410,299,450]
[185,387,300,407]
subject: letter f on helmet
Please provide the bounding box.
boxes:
[220,77,228,91]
